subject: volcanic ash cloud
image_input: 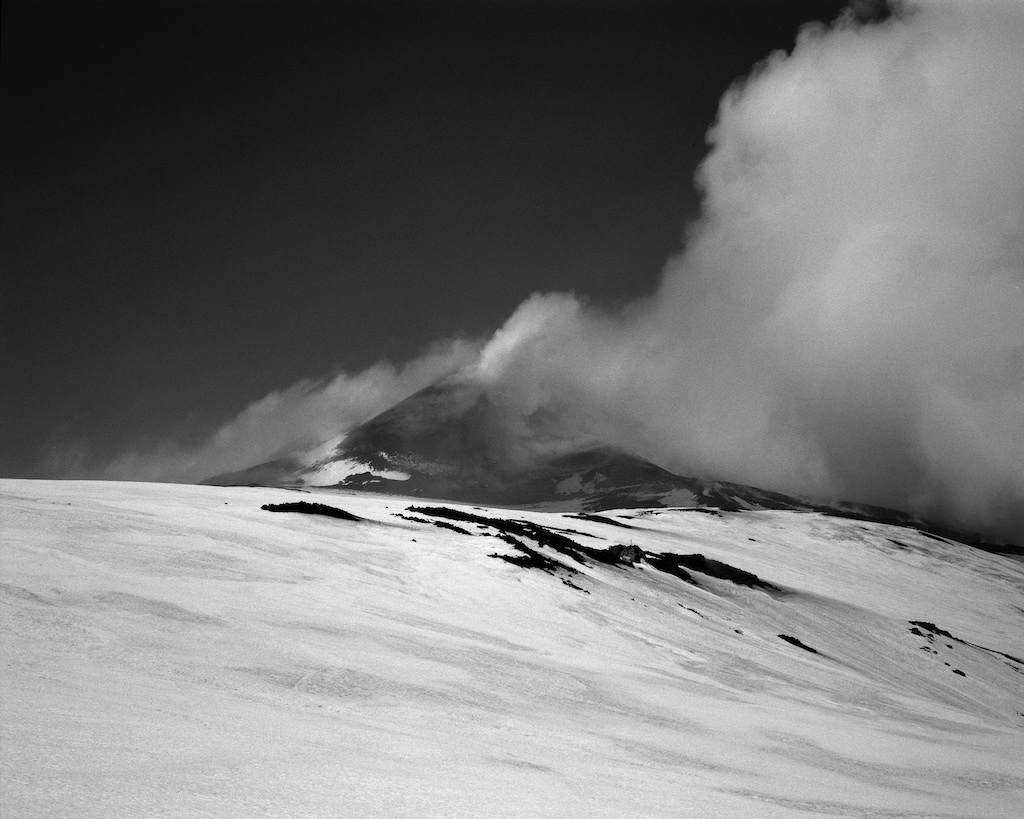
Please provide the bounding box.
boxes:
[475,2,1024,541]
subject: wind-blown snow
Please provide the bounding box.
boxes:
[2,479,1022,817]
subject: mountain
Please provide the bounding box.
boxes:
[206,374,1022,557]
[3,478,1022,817]
[205,374,824,513]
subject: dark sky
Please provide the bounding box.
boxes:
[1,0,850,477]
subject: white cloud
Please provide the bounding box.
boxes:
[474,2,1024,540]
[94,338,480,484]
[81,2,1024,542]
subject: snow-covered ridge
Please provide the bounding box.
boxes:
[205,375,1023,556]
[2,479,1022,817]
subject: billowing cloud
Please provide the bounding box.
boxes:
[471,1,1024,541]
[79,2,1024,542]
[83,338,480,484]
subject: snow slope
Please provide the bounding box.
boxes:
[2,479,1022,818]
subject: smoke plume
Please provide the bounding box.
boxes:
[96,2,1024,542]
[474,1,1024,541]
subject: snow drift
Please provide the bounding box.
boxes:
[2,479,1023,817]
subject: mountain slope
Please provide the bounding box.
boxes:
[205,375,824,513]
[206,375,1024,558]
[3,479,1023,818]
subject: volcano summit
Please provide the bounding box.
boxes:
[205,372,1024,559]
[206,373,823,514]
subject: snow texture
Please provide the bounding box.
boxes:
[2,479,1022,817]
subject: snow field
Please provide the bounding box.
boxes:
[2,480,1022,817]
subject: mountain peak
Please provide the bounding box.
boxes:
[203,374,1023,555]
[206,373,816,513]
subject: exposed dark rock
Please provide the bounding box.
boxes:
[261,501,361,521]
[575,543,646,566]
[489,549,559,574]
[909,621,1023,665]
[410,506,591,566]
[545,523,601,539]
[609,544,645,565]
[487,533,584,589]
[679,604,706,619]
[778,634,819,654]
[430,520,473,535]
[566,513,635,529]
[650,552,781,592]
[393,513,473,535]
[645,554,697,585]
[409,505,502,526]
[909,621,954,640]
[408,506,592,595]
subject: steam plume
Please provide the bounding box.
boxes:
[92,2,1024,541]
[476,1,1024,541]
[67,339,480,484]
